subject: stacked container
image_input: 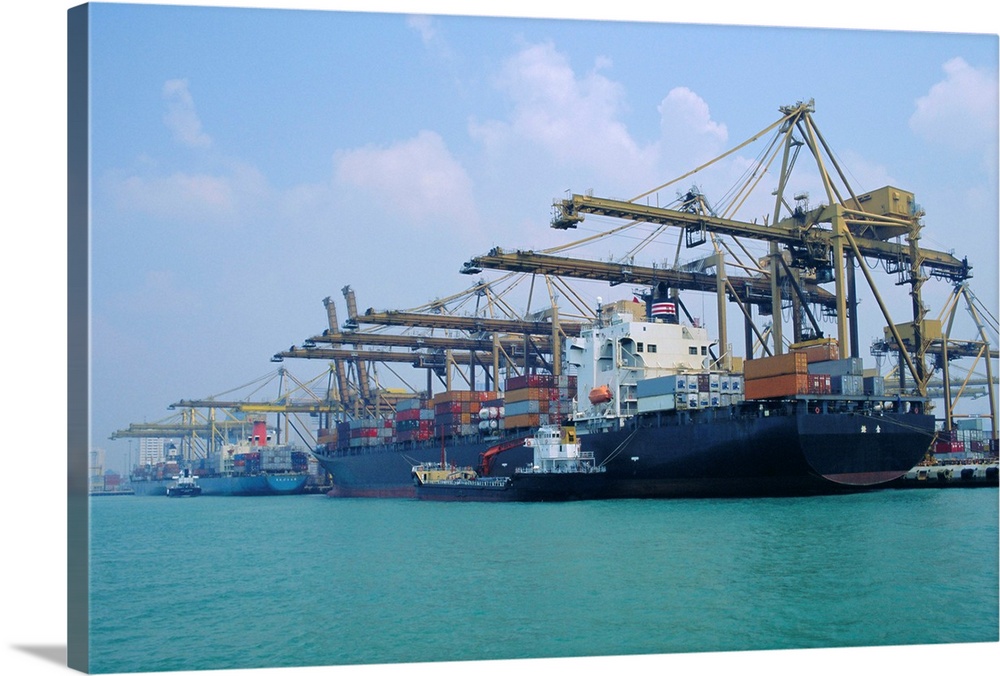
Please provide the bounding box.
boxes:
[395,397,435,442]
[636,371,744,413]
[501,374,576,430]
[745,341,888,400]
[348,418,394,448]
[808,358,863,396]
[335,421,352,450]
[291,450,310,473]
[232,452,260,475]
[936,419,991,457]
[433,390,492,438]
[744,352,811,400]
[261,446,292,472]
[316,427,339,451]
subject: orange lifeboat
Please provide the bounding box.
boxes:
[588,385,613,405]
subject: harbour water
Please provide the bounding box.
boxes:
[87,489,998,674]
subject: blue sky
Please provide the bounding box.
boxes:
[77,2,999,473]
[1,3,998,676]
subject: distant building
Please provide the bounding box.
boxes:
[138,437,165,465]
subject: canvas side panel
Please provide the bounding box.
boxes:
[67,3,90,673]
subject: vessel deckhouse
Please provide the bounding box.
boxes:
[567,301,715,421]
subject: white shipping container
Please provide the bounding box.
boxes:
[636,374,681,398]
[709,374,720,391]
[637,393,677,413]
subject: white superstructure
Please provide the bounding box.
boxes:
[566,301,715,421]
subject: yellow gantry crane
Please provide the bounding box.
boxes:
[463,100,993,444]
[276,276,576,402]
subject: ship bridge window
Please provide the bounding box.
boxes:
[636,342,644,352]
[647,344,657,353]
[701,346,708,356]
[689,346,698,355]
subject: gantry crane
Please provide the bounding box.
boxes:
[114,367,345,462]
[464,100,993,443]
[277,277,577,402]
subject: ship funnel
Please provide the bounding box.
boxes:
[252,420,268,447]
[649,298,679,324]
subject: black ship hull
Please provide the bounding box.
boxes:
[316,401,935,500]
[582,401,934,498]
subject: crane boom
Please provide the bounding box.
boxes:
[349,309,582,337]
[461,247,837,310]
[551,193,970,281]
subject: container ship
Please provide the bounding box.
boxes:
[313,299,936,499]
[130,421,311,496]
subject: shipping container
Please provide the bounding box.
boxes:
[396,397,430,411]
[504,399,547,416]
[790,338,840,363]
[863,375,885,396]
[744,373,810,400]
[730,375,743,393]
[501,412,551,430]
[955,418,984,431]
[697,373,710,392]
[743,352,808,380]
[636,374,682,398]
[830,374,864,396]
[505,374,557,390]
[636,393,678,413]
[504,386,551,404]
[807,374,831,395]
[808,357,863,377]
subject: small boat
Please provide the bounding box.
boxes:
[166,469,202,497]
[413,424,607,502]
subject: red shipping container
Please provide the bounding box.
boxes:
[807,374,831,395]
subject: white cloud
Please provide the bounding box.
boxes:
[910,58,998,156]
[407,15,436,45]
[162,78,212,149]
[407,14,455,62]
[333,130,476,223]
[657,87,728,168]
[470,42,654,181]
[106,161,270,226]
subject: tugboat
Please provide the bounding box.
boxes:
[413,424,607,502]
[166,469,202,497]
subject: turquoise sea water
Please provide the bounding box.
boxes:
[88,489,999,674]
